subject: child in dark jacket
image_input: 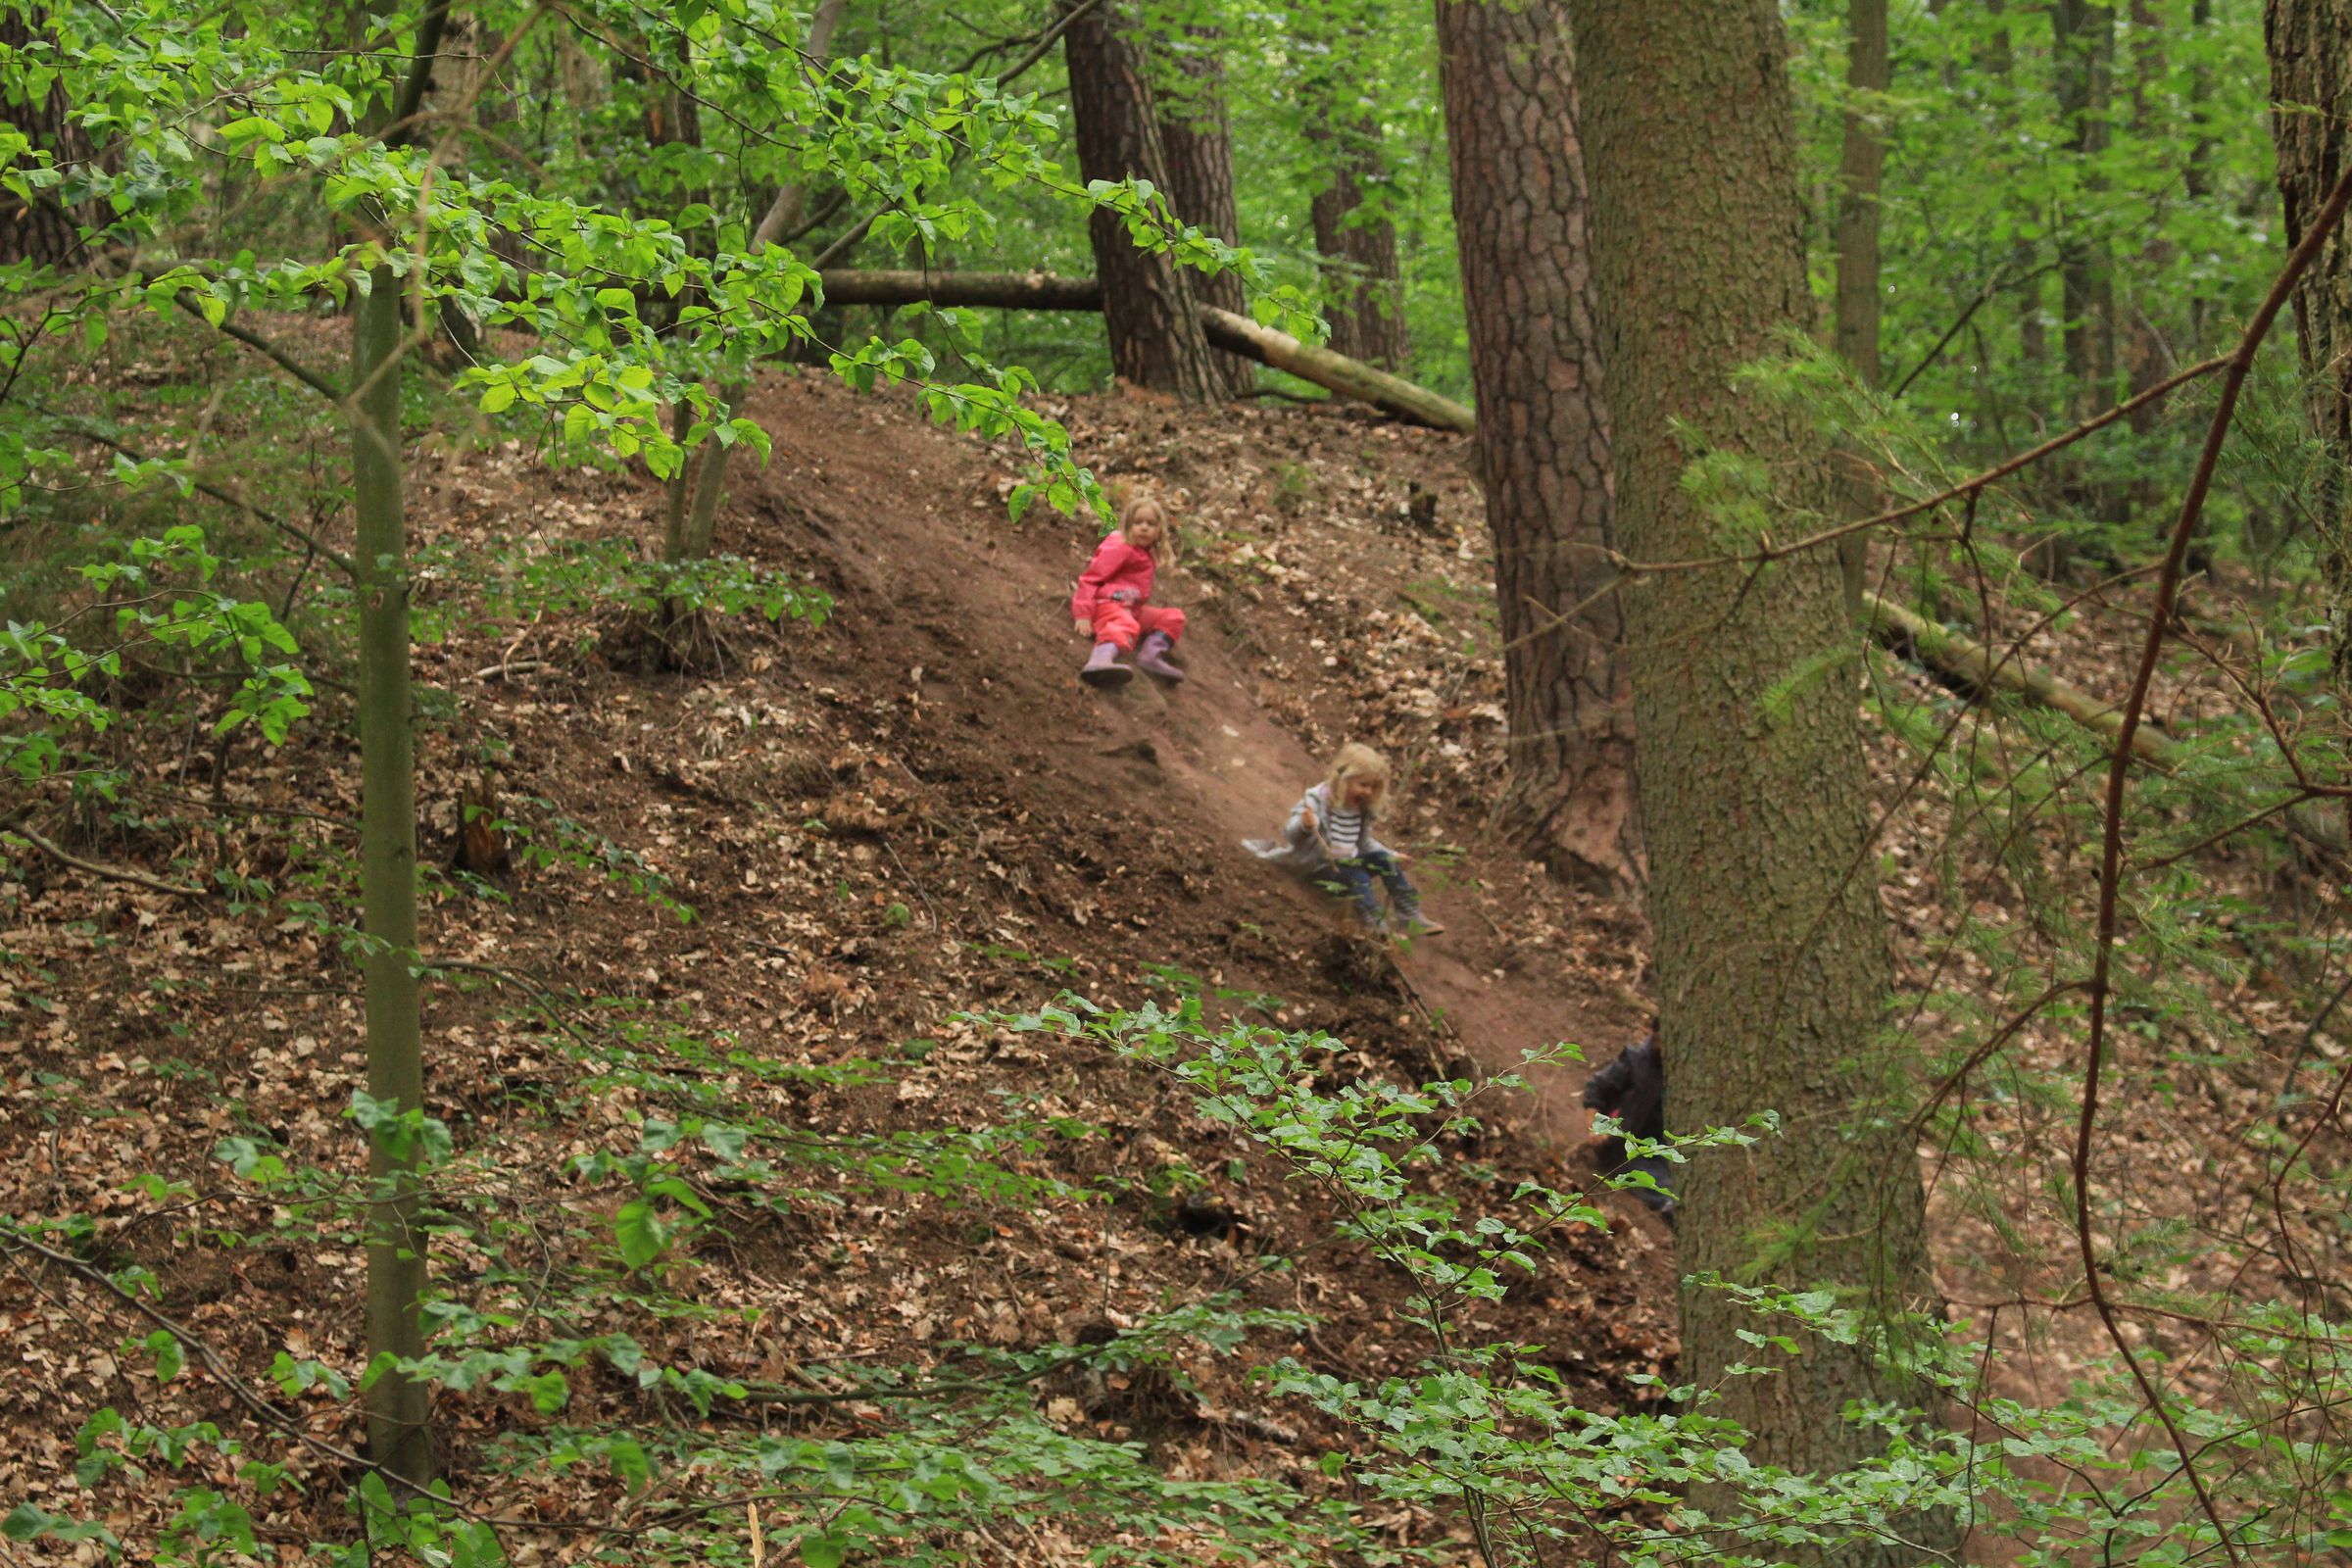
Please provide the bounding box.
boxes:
[1071,495,1185,687]
[1582,1034,1675,1214]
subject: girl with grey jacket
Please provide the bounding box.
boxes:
[1245,743,1443,935]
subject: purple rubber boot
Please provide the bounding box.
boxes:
[1080,641,1133,688]
[1136,630,1185,683]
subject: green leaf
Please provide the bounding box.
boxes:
[613,1200,667,1269]
[800,1534,847,1568]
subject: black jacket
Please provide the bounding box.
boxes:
[1581,1036,1664,1169]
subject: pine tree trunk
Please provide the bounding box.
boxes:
[2267,0,2352,681]
[1061,0,1221,400]
[0,10,94,267]
[1308,119,1409,370]
[1435,0,1631,892]
[352,264,433,1493]
[1157,30,1252,397]
[1563,0,1953,1555]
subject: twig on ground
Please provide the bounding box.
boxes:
[11,824,206,897]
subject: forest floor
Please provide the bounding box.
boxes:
[3,358,2339,1564]
[0,368,1669,1565]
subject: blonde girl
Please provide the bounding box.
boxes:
[1245,743,1443,935]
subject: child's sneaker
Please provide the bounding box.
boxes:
[1395,908,1445,937]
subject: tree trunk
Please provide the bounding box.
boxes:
[1156,28,1253,397]
[1060,0,1221,400]
[1563,0,1954,1556]
[0,9,94,267]
[1308,117,1410,371]
[351,262,433,1494]
[2267,0,2352,682]
[2055,0,2118,416]
[1832,0,1889,612]
[1833,0,1887,389]
[667,0,849,567]
[1435,0,1632,892]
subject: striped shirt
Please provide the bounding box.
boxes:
[1322,805,1369,859]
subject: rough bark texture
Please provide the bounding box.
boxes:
[2268,0,2352,681]
[1564,0,1953,1553]
[0,10,94,267]
[352,266,433,1492]
[1156,30,1253,397]
[1309,119,1409,370]
[1061,1,1221,401]
[1435,0,1632,892]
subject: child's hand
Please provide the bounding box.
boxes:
[1075,619,1092,637]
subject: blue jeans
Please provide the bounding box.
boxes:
[1321,850,1419,927]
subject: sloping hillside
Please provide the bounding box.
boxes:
[0,368,1672,1564]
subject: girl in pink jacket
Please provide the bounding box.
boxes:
[1071,496,1186,688]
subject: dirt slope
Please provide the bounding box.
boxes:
[0,366,1675,1562]
[734,370,1629,1131]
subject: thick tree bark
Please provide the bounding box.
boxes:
[352,264,433,1493]
[2268,0,2352,682]
[1156,29,1252,397]
[1061,0,1221,400]
[1308,118,1410,371]
[1564,0,1953,1555]
[1436,0,1632,892]
[0,10,94,267]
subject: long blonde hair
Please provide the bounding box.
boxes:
[1116,491,1175,564]
[1327,742,1392,814]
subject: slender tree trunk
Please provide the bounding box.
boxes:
[1833,0,1887,389]
[0,10,95,267]
[1435,0,1631,892]
[1061,0,1221,400]
[1157,29,1252,397]
[1832,0,1888,612]
[2055,0,2118,416]
[352,263,432,1493]
[1564,0,1953,1557]
[667,0,849,567]
[1309,117,1410,370]
[350,4,446,1497]
[2268,0,2352,682]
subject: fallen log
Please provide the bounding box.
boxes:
[817,270,1104,311]
[1861,591,2182,770]
[809,269,1477,433]
[1863,591,2346,851]
[1195,305,1477,434]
